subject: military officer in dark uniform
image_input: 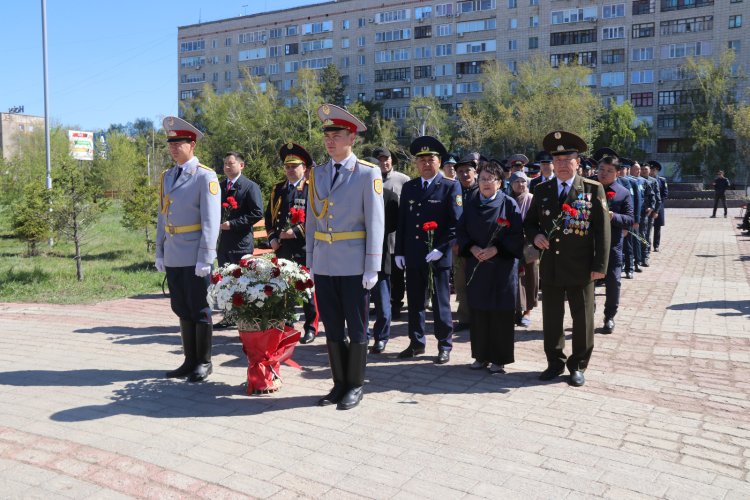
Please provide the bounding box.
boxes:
[648,161,668,252]
[640,162,661,267]
[265,143,319,344]
[394,136,463,364]
[596,156,634,334]
[524,131,610,387]
[529,151,554,193]
[628,160,651,272]
[156,116,221,383]
[306,104,385,410]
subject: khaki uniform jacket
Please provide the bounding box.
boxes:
[524,175,611,287]
[156,157,221,267]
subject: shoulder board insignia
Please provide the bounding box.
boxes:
[197,164,213,172]
[358,159,377,168]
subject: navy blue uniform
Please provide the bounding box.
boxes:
[603,183,634,320]
[642,176,660,261]
[395,173,463,352]
[653,176,668,250]
[617,175,640,273]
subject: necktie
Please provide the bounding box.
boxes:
[227,180,233,191]
[422,180,428,191]
[331,163,342,188]
[559,182,568,207]
[174,167,182,182]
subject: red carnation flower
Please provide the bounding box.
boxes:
[290,207,306,225]
[239,258,250,268]
[263,285,274,297]
[300,265,309,273]
[306,279,314,288]
[231,292,245,306]
[271,257,278,265]
[222,202,229,208]
[232,268,243,278]
[226,196,238,209]
[422,221,438,232]
[210,273,223,284]
[496,217,511,228]
[270,267,281,278]
[295,280,306,291]
[606,191,616,200]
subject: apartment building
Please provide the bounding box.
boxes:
[0,112,44,161]
[177,0,748,164]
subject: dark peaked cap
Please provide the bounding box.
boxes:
[592,147,619,162]
[409,136,448,163]
[542,130,588,155]
[279,142,313,167]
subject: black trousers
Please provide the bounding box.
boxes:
[653,225,662,249]
[712,194,727,216]
[541,282,595,372]
[165,266,212,324]
[406,265,453,351]
[314,275,369,343]
[390,256,405,309]
[604,262,622,320]
[469,308,515,365]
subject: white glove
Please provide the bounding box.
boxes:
[395,256,406,270]
[155,257,165,273]
[362,271,378,290]
[195,262,211,277]
[425,249,443,262]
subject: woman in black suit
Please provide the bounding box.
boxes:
[456,162,524,373]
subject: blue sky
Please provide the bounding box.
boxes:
[1,1,320,131]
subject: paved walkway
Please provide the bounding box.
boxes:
[1,208,749,499]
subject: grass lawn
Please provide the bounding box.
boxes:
[0,202,163,304]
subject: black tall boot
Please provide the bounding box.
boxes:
[188,323,213,382]
[166,319,197,378]
[318,341,348,406]
[337,342,367,410]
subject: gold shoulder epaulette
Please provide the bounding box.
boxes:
[582,177,602,186]
[358,159,377,168]
[197,163,213,172]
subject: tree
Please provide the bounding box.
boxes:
[454,101,495,155]
[49,155,108,281]
[122,176,158,253]
[92,131,142,197]
[320,64,346,106]
[593,101,650,158]
[293,68,324,144]
[10,182,52,256]
[404,96,452,144]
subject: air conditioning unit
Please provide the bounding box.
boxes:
[418,18,424,23]
[262,40,267,45]
[456,74,462,79]
[658,106,666,111]
[196,65,202,70]
[431,75,437,80]
[301,49,306,54]
[368,18,375,23]
[658,79,664,84]
[455,12,461,18]
[589,17,597,22]
[404,77,411,83]
[590,62,596,68]
[457,32,464,37]
[446,13,453,18]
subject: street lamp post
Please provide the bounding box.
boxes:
[414,105,432,137]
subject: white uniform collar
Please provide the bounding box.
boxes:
[420,172,439,189]
[557,174,576,192]
[178,156,199,173]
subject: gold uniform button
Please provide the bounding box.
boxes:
[329,215,333,219]
[415,236,419,239]
[555,238,560,243]
[555,251,560,255]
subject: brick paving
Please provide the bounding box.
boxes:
[1,207,749,499]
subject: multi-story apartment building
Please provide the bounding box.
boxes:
[177,0,747,166]
[1,112,44,161]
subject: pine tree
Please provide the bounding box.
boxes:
[122,176,158,253]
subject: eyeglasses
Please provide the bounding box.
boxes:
[478,177,498,183]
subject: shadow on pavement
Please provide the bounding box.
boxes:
[667,299,750,317]
[0,369,163,386]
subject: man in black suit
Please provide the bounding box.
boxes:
[394,136,463,364]
[215,152,264,329]
[648,161,668,252]
[529,151,554,193]
[596,156,634,334]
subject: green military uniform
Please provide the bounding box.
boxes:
[523,131,611,386]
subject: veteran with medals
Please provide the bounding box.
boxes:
[265,143,319,344]
[306,104,385,410]
[524,131,610,387]
[156,116,221,383]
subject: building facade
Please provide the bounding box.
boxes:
[177,0,748,166]
[0,112,44,161]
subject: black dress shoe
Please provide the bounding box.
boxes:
[299,330,315,344]
[568,370,585,387]
[602,318,615,334]
[370,340,387,354]
[318,385,347,406]
[166,362,195,378]
[538,366,564,381]
[625,271,634,279]
[436,350,450,364]
[653,247,659,252]
[397,346,426,359]
[337,386,363,410]
[187,363,212,382]
[214,318,235,329]
[454,322,469,332]
[634,264,643,273]
[641,259,650,267]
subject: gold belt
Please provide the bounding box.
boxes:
[166,223,201,235]
[314,230,366,244]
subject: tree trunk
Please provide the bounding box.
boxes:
[73,213,83,281]
[145,226,151,253]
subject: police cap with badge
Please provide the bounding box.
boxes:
[534,150,553,164]
[542,130,588,155]
[409,135,448,162]
[647,160,662,171]
[592,147,618,163]
[318,103,367,133]
[163,116,204,143]
[279,142,313,167]
[508,154,529,169]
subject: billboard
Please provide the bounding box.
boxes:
[68,130,94,161]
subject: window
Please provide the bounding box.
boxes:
[358,18,366,28]
[660,16,713,35]
[529,15,539,27]
[269,28,282,39]
[435,83,453,97]
[603,3,626,18]
[342,20,350,30]
[374,67,411,82]
[436,44,453,56]
[659,66,691,81]
[225,37,232,47]
[375,49,410,63]
[268,63,279,75]
[413,85,433,97]
[458,0,497,14]
[549,51,597,67]
[358,74,366,84]
[180,89,201,100]
[529,36,539,49]
[415,25,432,38]
[631,70,654,84]
[631,92,654,107]
[530,0,539,4]
[413,46,432,59]
[415,6,432,19]
[632,0,655,15]
[457,19,496,33]
[658,89,699,106]
[225,54,232,63]
[435,3,453,17]
[601,72,625,87]
[632,47,654,61]
[456,61,486,75]
[180,56,205,68]
[284,61,300,73]
[180,72,205,84]
[375,29,412,42]
[211,39,217,49]
[632,22,655,38]
[457,82,483,94]
[302,21,333,35]
[508,0,517,7]
[550,29,597,46]
[382,107,408,119]
[661,0,714,12]
[660,41,712,58]
[376,9,409,24]
[340,57,350,68]
[357,36,366,47]
[657,114,686,129]
[414,65,433,79]
[729,15,742,28]
[180,39,205,53]
[286,25,298,36]
[285,43,299,55]
[225,70,232,81]
[435,63,453,76]
[340,38,349,49]
[603,27,625,40]
[375,87,411,100]
[437,24,452,36]
[269,45,282,57]
[509,18,518,29]
[551,7,598,24]
[457,40,497,54]
[302,39,334,53]
[601,49,625,64]
[508,39,518,51]
[728,40,741,52]
[238,31,266,44]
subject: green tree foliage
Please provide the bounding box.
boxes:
[593,101,650,159]
[731,103,750,167]
[320,64,346,106]
[10,182,52,256]
[92,131,143,197]
[121,176,158,253]
[49,155,108,281]
[404,96,452,144]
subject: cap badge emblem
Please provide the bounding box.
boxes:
[554,132,561,139]
[322,104,331,115]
